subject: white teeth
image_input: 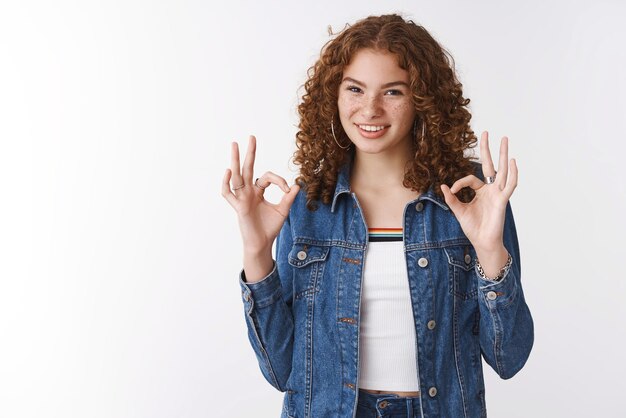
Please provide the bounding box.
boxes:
[358,125,386,132]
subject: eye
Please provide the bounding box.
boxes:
[346,85,363,93]
[385,89,403,96]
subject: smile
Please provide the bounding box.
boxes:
[355,124,390,139]
[357,124,388,132]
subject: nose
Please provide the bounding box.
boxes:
[361,94,382,118]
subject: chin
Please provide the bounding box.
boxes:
[350,136,402,152]
[351,143,391,154]
[355,145,385,154]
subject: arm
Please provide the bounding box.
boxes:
[476,201,534,379]
[238,214,295,391]
[440,133,534,378]
[221,135,300,391]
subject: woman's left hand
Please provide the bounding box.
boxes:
[440,131,517,254]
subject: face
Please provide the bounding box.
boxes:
[337,48,417,156]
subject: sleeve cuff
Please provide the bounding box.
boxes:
[476,256,518,306]
[238,261,283,310]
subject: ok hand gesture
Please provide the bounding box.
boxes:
[440,132,517,255]
[221,135,300,255]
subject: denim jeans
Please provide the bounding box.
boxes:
[355,390,421,418]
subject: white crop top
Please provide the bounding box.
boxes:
[357,227,419,391]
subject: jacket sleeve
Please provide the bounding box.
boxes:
[477,201,534,379]
[238,213,294,391]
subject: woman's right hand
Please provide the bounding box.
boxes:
[221,135,300,256]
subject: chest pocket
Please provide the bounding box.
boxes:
[444,245,478,300]
[288,242,330,300]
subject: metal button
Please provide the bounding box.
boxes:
[427,320,436,330]
[379,400,389,409]
[418,257,428,267]
[428,386,437,397]
[464,254,472,264]
[244,293,250,301]
[487,291,497,300]
[297,251,307,260]
[415,202,424,212]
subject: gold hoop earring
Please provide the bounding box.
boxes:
[331,118,351,150]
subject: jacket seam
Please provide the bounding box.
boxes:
[247,312,284,391]
[453,291,469,418]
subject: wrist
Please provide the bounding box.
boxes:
[475,245,509,279]
[243,247,274,283]
[243,245,273,259]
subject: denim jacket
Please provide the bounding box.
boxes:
[238,160,533,418]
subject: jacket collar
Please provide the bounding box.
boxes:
[330,157,449,213]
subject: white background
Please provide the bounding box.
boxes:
[1,0,625,417]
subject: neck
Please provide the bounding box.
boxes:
[350,145,415,193]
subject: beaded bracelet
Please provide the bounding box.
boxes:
[475,252,512,281]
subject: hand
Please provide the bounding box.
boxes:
[221,135,300,254]
[440,131,518,253]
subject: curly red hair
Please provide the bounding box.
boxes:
[293,14,478,210]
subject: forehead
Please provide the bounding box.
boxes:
[342,48,408,83]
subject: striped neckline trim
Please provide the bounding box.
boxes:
[368,227,403,242]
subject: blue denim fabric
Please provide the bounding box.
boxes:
[356,390,421,417]
[238,159,534,418]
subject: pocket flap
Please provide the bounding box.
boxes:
[444,245,476,271]
[288,243,330,268]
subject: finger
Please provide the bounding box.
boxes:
[257,171,291,193]
[496,136,509,189]
[441,184,464,214]
[449,174,484,193]
[230,141,244,188]
[241,135,256,185]
[275,183,301,217]
[221,168,238,207]
[480,131,496,178]
[503,158,518,198]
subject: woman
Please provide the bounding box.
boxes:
[222,14,533,418]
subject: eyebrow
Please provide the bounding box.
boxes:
[341,77,410,89]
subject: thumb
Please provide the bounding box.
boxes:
[440,184,463,214]
[277,183,301,214]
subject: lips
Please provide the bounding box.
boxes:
[356,124,390,139]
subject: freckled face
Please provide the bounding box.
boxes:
[337,48,417,155]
